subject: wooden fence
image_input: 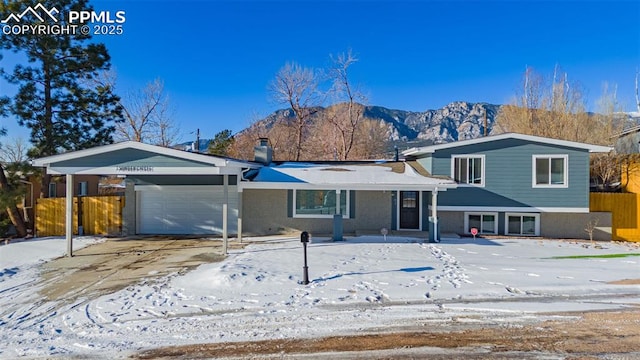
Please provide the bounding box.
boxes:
[35,196,124,237]
[590,193,640,242]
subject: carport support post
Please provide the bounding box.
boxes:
[65,174,74,257]
[237,187,243,244]
[431,188,439,242]
[222,174,228,255]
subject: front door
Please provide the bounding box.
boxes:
[399,191,420,229]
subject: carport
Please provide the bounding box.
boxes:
[32,141,258,256]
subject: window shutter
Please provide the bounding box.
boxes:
[349,191,356,218]
[287,190,293,218]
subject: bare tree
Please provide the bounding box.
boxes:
[118,78,179,146]
[353,118,390,159]
[94,73,179,146]
[269,62,321,161]
[495,66,618,145]
[324,50,368,160]
[0,137,28,163]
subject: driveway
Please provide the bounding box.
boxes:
[38,236,238,306]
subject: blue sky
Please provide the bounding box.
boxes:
[1,0,639,143]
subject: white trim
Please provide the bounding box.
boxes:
[532,154,569,188]
[46,166,243,176]
[438,206,589,213]
[397,190,423,231]
[240,181,455,192]
[292,189,350,219]
[451,154,485,187]
[505,212,541,236]
[32,141,257,169]
[464,212,499,234]
[402,133,612,156]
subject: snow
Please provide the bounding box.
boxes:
[251,162,456,188]
[1,235,639,359]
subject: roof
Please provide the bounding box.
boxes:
[613,125,640,139]
[402,133,613,157]
[31,141,257,169]
[241,161,457,191]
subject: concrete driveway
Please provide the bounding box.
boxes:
[38,236,240,306]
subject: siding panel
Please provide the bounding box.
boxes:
[431,138,589,209]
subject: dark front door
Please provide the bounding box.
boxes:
[399,191,420,229]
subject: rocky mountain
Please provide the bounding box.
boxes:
[362,101,501,147]
[177,101,502,153]
[255,101,501,148]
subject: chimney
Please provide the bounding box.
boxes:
[254,137,273,165]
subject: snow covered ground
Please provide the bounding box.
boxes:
[1,235,639,359]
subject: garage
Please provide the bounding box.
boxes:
[136,185,238,235]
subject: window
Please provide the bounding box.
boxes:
[505,213,540,236]
[533,155,567,187]
[78,181,88,196]
[464,212,498,234]
[48,183,57,198]
[452,155,484,186]
[402,191,417,208]
[294,190,349,218]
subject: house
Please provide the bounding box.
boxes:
[402,133,612,239]
[31,140,456,243]
[613,125,640,193]
[31,133,611,244]
[33,175,101,198]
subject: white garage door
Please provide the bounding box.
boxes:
[137,186,238,234]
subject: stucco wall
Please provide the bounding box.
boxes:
[242,189,392,236]
[541,212,612,241]
[438,211,465,234]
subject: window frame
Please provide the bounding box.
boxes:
[48,182,57,198]
[464,212,499,235]
[451,154,485,187]
[532,154,568,188]
[504,212,540,236]
[78,181,88,196]
[293,189,350,219]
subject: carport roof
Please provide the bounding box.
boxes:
[32,141,259,175]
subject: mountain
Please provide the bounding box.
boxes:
[174,101,502,154]
[252,101,501,148]
[363,101,500,147]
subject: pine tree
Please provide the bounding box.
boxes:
[208,130,235,156]
[0,0,123,197]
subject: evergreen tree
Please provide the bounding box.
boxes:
[0,0,123,196]
[208,129,235,157]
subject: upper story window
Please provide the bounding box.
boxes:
[452,155,485,186]
[533,155,568,188]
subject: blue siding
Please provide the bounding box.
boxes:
[431,138,590,209]
[54,148,212,168]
